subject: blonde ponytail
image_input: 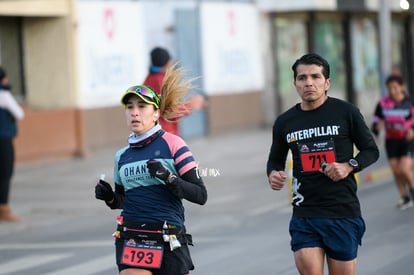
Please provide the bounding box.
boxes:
[159,63,197,122]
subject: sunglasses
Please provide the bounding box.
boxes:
[122,85,160,109]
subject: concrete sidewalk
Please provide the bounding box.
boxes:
[1,128,391,236]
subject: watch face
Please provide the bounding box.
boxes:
[349,159,358,167]
[167,175,177,184]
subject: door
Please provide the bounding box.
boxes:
[174,8,207,138]
[0,17,24,100]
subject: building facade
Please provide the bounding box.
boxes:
[0,0,413,164]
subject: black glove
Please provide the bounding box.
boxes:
[95,180,114,201]
[147,159,171,181]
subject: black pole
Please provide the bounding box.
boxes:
[343,13,356,104]
[405,13,414,95]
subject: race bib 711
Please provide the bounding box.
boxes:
[298,140,336,172]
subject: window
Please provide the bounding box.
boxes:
[0,17,25,101]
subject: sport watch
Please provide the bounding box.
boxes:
[166,174,178,185]
[348,158,359,172]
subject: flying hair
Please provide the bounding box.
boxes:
[159,63,197,122]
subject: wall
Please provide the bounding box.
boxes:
[14,107,79,163]
[207,91,263,135]
[82,106,129,152]
[10,0,82,164]
[23,18,76,108]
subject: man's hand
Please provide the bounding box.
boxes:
[95,180,114,201]
[188,94,206,110]
[407,128,414,141]
[268,170,287,190]
[320,162,352,182]
[146,159,171,181]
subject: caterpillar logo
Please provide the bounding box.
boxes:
[286,125,340,143]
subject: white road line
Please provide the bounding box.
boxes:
[42,254,115,275]
[0,253,71,275]
[0,240,113,250]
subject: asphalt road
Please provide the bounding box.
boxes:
[1,129,413,275]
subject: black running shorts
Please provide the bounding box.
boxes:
[385,139,414,159]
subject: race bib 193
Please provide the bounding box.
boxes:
[121,239,163,269]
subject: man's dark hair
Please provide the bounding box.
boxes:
[385,74,404,85]
[150,47,170,67]
[291,53,330,80]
